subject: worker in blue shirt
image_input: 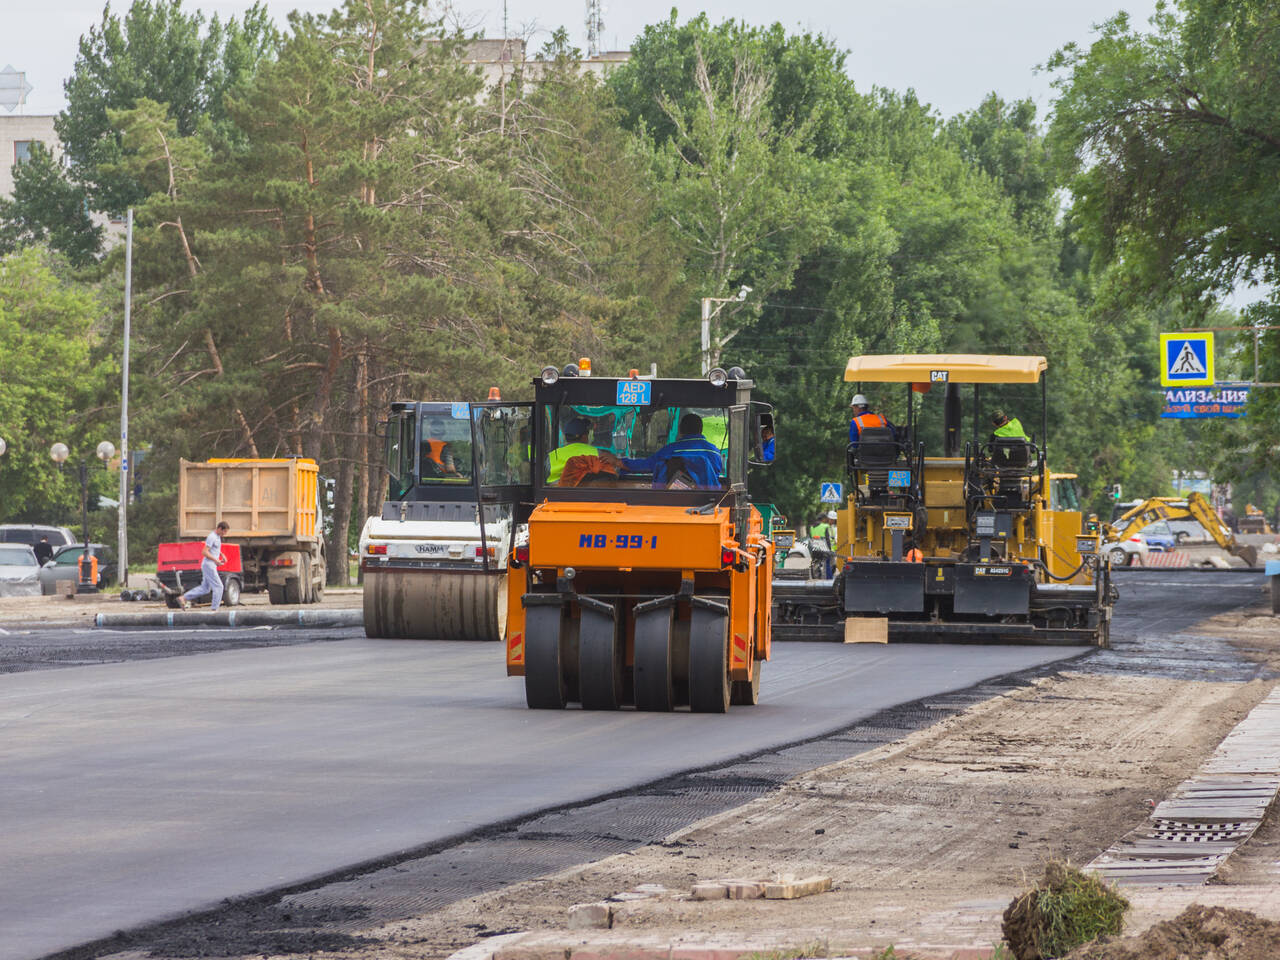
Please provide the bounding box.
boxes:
[849,394,893,446]
[761,423,775,462]
[622,413,724,488]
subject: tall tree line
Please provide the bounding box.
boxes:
[3,0,1268,549]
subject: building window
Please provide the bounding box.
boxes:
[14,140,41,162]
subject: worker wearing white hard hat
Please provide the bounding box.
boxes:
[849,394,892,447]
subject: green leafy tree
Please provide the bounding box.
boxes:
[120,2,689,582]
[611,12,864,160]
[60,0,278,214]
[1048,1,1280,305]
[1048,0,1280,503]
[0,0,278,265]
[617,30,835,373]
[0,145,102,267]
[0,247,115,523]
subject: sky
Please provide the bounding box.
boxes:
[9,0,1164,119]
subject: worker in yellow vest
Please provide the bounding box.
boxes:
[991,409,1029,440]
[547,417,605,484]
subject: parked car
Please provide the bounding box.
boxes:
[1102,533,1149,567]
[38,543,117,594]
[0,524,76,548]
[0,543,42,595]
[1139,520,1178,552]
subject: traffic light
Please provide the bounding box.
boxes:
[1110,483,1123,501]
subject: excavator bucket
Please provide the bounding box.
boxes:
[1233,544,1259,568]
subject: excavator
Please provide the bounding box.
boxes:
[1102,493,1258,568]
[773,354,1114,646]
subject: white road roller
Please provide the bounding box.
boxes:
[360,397,532,640]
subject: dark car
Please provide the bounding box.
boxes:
[38,543,117,594]
[0,524,76,549]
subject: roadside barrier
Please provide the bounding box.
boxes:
[1135,551,1189,568]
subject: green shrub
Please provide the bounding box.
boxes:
[1002,861,1128,959]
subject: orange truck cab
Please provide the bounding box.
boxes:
[475,362,776,712]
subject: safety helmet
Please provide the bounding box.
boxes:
[849,394,869,407]
[826,510,837,521]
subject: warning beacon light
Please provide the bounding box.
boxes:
[487,386,501,401]
[577,357,592,377]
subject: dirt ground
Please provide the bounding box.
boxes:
[211,601,1266,960]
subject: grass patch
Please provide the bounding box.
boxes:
[1002,861,1128,959]
[743,942,827,960]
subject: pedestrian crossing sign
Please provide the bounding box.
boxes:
[1159,332,1214,387]
[820,482,843,503]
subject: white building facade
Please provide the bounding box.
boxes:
[0,113,57,198]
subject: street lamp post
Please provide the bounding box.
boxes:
[50,441,115,593]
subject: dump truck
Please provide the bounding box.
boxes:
[1103,492,1258,568]
[178,458,326,603]
[497,360,776,711]
[359,398,526,641]
[773,354,1113,646]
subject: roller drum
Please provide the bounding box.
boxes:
[363,568,504,641]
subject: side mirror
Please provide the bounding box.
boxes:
[373,419,389,439]
[748,402,774,466]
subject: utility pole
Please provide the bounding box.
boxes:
[118,208,132,589]
[700,286,753,374]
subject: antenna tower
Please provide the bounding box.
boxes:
[585,0,604,57]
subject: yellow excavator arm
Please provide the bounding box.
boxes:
[1106,493,1257,567]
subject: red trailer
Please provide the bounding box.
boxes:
[155,541,245,607]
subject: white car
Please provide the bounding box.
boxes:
[1102,533,1149,567]
[0,543,42,596]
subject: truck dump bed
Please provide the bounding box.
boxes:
[178,459,319,542]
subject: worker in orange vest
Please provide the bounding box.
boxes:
[421,419,462,478]
[904,536,923,562]
[848,394,893,447]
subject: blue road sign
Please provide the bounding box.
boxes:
[1159,332,1214,386]
[820,481,843,503]
[1161,385,1250,419]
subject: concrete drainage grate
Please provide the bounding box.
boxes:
[1088,690,1280,886]
[1149,820,1251,843]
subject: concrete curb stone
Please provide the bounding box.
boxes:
[478,936,997,960]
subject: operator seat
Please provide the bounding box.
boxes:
[850,426,906,503]
[978,439,1038,509]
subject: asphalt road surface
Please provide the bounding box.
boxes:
[3,627,1087,960]
[2,568,1266,960]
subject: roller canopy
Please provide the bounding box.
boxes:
[844,354,1048,384]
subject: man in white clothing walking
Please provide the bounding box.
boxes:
[181,521,229,611]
